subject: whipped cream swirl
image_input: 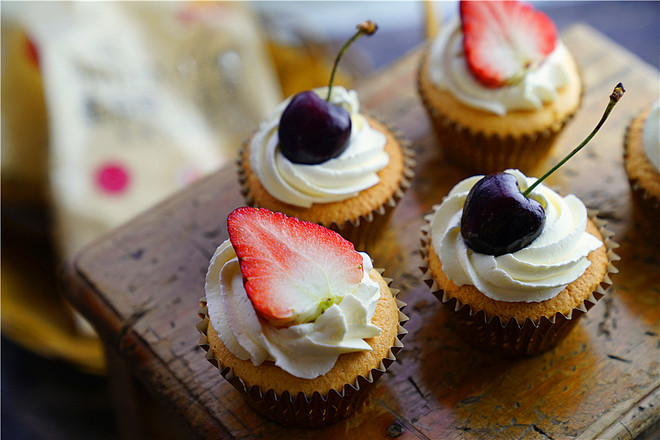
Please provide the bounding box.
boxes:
[431,169,602,302]
[249,86,388,208]
[205,240,382,379]
[643,100,660,171]
[428,19,573,116]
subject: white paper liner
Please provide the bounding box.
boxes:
[419,204,619,356]
[197,270,408,428]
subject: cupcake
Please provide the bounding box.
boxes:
[623,100,660,244]
[420,169,618,356]
[417,0,582,173]
[198,207,407,427]
[238,22,414,251]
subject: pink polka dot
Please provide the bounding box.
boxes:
[96,162,130,194]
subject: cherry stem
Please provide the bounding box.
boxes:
[522,83,625,197]
[326,21,377,102]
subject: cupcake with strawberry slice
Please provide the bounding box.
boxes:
[418,0,582,173]
[198,207,407,427]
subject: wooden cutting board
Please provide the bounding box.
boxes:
[62,24,660,440]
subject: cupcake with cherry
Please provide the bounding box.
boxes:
[420,85,624,356]
[418,0,582,173]
[238,21,414,251]
[198,207,407,427]
[624,99,660,244]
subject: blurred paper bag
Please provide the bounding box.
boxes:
[7,1,282,258]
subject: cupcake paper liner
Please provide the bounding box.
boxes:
[623,106,660,245]
[419,206,619,357]
[416,51,582,174]
[237,118,416,252]
[197,270,408,428]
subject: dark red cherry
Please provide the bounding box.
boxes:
[278,91,351,165]
[460,173,545,256]
[277,21,378,165]
[459,84,626,256]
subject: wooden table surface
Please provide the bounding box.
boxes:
[62,24,660,440]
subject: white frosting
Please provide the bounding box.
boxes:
[248,86,389,208]
[428,19,572,116]
[643,100,660,171]
[205,240,382,379]
[430,169,603,302]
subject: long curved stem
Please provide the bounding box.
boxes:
[326,21,377,101]
[523,83,625,197]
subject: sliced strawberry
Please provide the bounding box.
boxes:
[226,207,364,327]
[460,0,557,88]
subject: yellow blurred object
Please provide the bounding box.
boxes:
[2,250,106,375]
[1,18,106,374]
[267,39,355,98]
[1,24,49,203]
[424,1,441,40]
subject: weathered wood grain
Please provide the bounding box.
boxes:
[62,24,660,440]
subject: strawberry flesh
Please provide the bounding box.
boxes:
[227,207,364,327]
[460,0,557,88]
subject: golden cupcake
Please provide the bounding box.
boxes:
[420,85,623,355]
[623,100,660,244]
[420,169,616,355]
[238,21,414,250]
[417,0,582,174]
[198,207,407,427]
